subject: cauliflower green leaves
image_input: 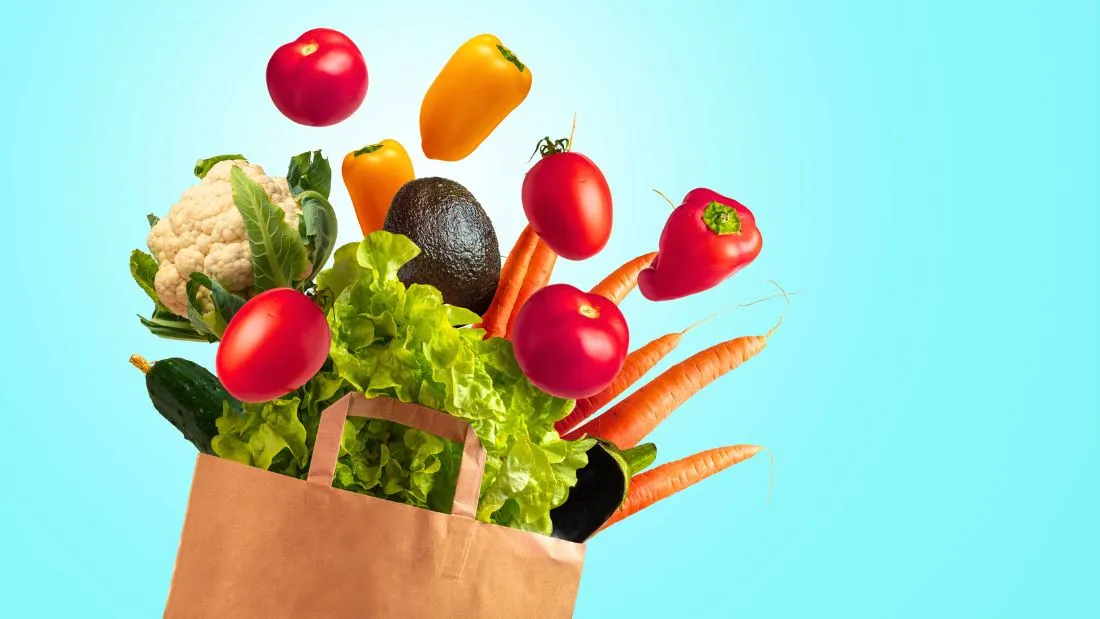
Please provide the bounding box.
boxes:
[212,231,595,535]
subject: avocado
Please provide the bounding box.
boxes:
[383,177,501,316]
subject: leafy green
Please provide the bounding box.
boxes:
[297,190,338,287]
[130,250,159,302]
[212,231,595,535]
[183,276,218,339]
[212,397,310,470]
[147,213,160,228]
[316,243,362,300]
[137,305,216,343]
[131,249,213,342]
[231,165,309,292]
[184,272,246,339]
[194,153,245,179]
[287,150,332,198]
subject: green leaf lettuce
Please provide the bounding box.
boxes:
[213,231,594,535]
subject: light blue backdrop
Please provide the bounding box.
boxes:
[2,1,1096,617]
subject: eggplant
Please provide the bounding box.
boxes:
[549,441,629,543]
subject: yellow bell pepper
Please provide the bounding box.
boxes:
[341,139,415,236]
[420,34,533,161]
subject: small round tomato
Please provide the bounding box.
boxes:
[511,284,629,399]
[216,288,331,403]
[266,28,368,127]
[521,139,612,261]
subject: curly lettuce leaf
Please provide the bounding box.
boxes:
[231,165,309,292]
[210,231,594,535]
[212,397,309,470]
[324,231,592,534]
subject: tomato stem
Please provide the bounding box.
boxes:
[579,304,600,319]
[529,136,571,162]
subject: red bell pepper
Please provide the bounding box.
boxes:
[638,188,763,301]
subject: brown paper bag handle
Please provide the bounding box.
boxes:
[306,393,487,520]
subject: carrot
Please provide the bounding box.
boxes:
[569,318,780,449]
[561,286,794,439]
[557,331,682,436]
[598,444,763,532]
[505,238,558,337]
[590,251,658,304]
[479,225,539,339]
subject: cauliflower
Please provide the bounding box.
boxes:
[147,159,303,316]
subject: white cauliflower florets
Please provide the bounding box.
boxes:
[148,160,302,316]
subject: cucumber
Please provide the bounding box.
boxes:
[133,355,241,454]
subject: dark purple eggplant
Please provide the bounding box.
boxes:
[550,441,629,543]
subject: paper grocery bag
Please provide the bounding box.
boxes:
[163,393,585,618]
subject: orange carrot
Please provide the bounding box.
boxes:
[590,252,658,304]
[558,332,682,437]
[562,287,793,440]
[479,226,539,339]
[569,322,778,449]
[598,444,763,531]
[505,238,558,337]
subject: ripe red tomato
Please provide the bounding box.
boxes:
[216,289,331,403]
[511,284,629,399]
[266,28,368,127]
[521,146,613,261]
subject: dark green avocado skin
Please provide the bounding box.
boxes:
[383,177,501,316]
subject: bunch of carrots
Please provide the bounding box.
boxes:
[478,225,787,536]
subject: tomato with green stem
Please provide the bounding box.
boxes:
[521,136,613,261]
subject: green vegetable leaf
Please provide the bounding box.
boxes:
[620,442,658,475]
[287,150,332,198]
[130,249,159,302]
[231,165,309,293]
[194,153,245,179]
[186,272,246,338]
[207,230,593,536]
[323,231,587,533]
[316,243,362,300]
[296,190,339,286]
[356,231,421,281]
[183,276,219,340]
[212,397,309,470]
[147,213,160,227]
[137,305,217,343]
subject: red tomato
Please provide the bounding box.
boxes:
[511,284,629,399]
[521,145,613,261]
[216,289,331,403]
[266,28,368,127]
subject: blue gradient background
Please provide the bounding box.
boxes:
[2,1,1096,617]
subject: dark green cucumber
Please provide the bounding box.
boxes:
[133,355,241,454]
